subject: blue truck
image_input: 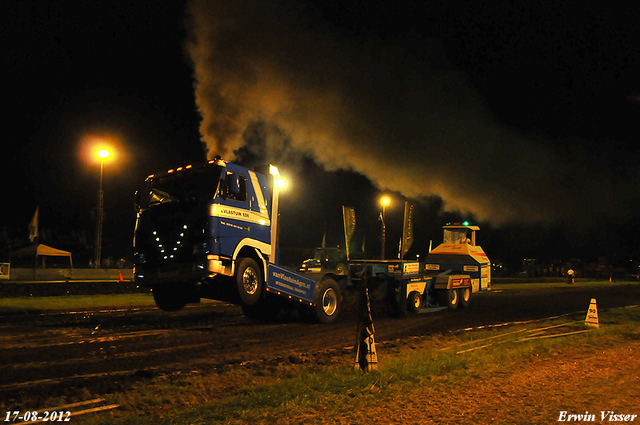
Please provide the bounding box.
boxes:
[133,157,491,323]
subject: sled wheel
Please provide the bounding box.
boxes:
[408,291,422,313]
[437,288,459,310]
[458,287,471,309]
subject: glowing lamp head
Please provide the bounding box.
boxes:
[276,177,286,189]
[269,164,280,177]
[380,196,391,207]
[97,149,111,160]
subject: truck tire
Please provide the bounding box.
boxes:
[313,278,341,324]
[458,287,471,309]
[236,257,263,306]
[437,288,459,310]
[408,291,422,313]
[152,285,187,312]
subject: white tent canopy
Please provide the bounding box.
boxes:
[10,244,73,268]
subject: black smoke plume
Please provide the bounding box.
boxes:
[185,0,638,226]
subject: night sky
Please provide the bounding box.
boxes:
[3,0,640,270]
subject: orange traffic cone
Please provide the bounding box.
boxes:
[118,270,124,282]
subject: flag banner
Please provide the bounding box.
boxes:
[29,207,39,243]
[342,206,356,260]
[401,202,414,259]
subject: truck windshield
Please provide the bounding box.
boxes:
[443,228,471,245]
[139,165,223,209]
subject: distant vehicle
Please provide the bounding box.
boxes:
[299,247,348,275]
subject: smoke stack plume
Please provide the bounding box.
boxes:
[185,0,637,226]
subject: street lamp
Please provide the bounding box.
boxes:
[94,148,111,268]
[380,196,391,260]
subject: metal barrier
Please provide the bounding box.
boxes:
[1,267,132,282]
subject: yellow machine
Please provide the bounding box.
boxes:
[406,222,491,311]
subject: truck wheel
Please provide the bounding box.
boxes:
[313,278,341,324]
[153,285,187,312]
[437,289,459,310]
[408,291,422,313]
[458,287,471,309]
[236,257,263,306]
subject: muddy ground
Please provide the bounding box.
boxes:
[0,283,638,411]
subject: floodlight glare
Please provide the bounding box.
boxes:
[269,164,280,177]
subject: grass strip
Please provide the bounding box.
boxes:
[492,279,640,291]
[0,293,156,313]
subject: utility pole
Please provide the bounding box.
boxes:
[94,149,110,268]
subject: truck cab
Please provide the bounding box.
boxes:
[133,158,275,311]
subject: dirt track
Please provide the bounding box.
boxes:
[1,283,638,409]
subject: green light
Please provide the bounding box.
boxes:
[463,221,470,226]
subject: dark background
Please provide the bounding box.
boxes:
[3,1,640,274]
